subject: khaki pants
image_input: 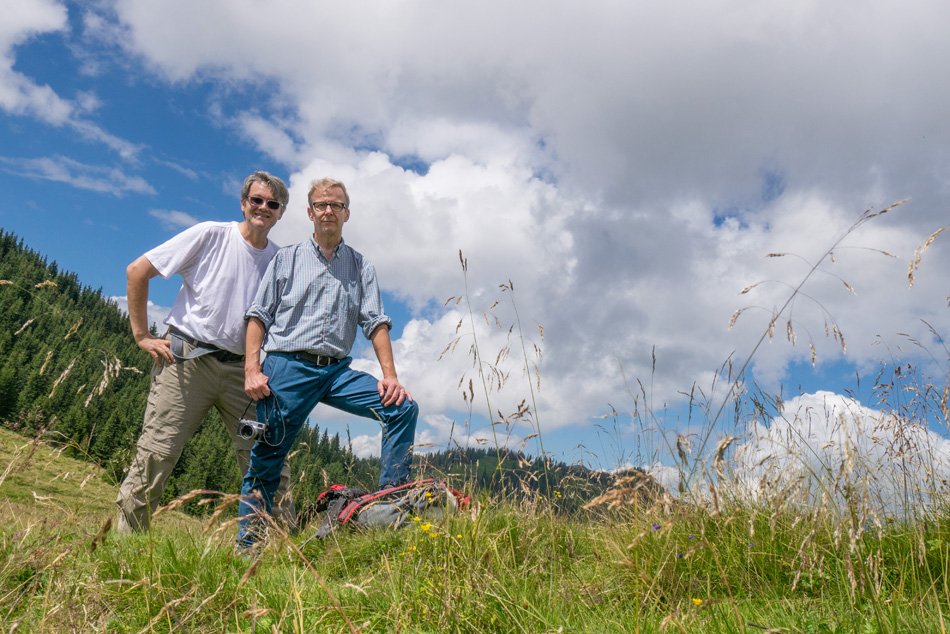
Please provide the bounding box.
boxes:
[116,341,296,533]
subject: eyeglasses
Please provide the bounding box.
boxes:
[311,201,347,213]
[247,196,283,211]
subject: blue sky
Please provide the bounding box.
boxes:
[3,0,950,481]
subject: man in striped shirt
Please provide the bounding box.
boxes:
[237,177,418,548]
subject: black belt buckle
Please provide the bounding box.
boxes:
[294,351,339,367]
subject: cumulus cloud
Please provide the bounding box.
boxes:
[326,412,525,460]
[728,391,950,517]
[0,0,70,123]
[0,155,155,195]
[45,0,950,457]
[348,431,381,460]
[639,390,950,520]
[148,209,199,230]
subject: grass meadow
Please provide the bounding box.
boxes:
[2,414,950,634]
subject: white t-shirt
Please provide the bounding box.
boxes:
[145,221,279,354]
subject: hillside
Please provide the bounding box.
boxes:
[0,425,115,522]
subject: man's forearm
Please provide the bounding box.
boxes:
[126,256,158,342]
[126,255,174,363]
[370,324,397,380]
[244,316,272,399]
[245,317,266,371]
[370,324,411,406]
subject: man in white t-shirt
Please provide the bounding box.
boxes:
[116,171,296,533]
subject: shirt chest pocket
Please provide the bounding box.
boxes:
[323,274,360,316]
[342,277,361,311]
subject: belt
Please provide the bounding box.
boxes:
[292,350,342,367]
[167,327,245,364]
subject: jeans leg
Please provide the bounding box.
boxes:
[236,353,333,547]
[379,399,418,486]
[236,396,302,547]
[322,365,419,488]
[217,361,297,532]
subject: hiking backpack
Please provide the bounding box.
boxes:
[302,479,470,540]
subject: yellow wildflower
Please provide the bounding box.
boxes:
[692,598,703,606]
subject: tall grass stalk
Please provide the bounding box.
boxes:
[443,251,548,492]
[499,278,549,492]
[688,200,906,490]
[454,251,505,468]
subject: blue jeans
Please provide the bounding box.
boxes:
[236,352,418,547]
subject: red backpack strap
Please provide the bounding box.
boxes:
[317,484,349,503]
[337,479,436,525]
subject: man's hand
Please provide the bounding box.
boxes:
[136,333,174,365]
[245,365,271,401]
[244,317,270,401]
[378,377,411,407]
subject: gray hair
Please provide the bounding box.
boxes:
[241,171,289,206]
[307,177,349,208]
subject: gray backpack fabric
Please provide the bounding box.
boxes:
[303,479,469,540]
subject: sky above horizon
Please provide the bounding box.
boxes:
[3,0,950,485]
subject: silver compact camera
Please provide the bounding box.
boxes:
[237,418,268,441]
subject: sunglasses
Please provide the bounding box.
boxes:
[247,196,283,211]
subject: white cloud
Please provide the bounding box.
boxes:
[728,391,950,517]
[78,0,950,458]
[0,155,155,194]
[233,112,303,167]
[148,209,199,230]
[0,0,66,46]
[0,0,70,123]
[155,159,200,181]
[0,0,144,166]
[348,431,381,460]
[333,411,525,460]
[637,390,950,519]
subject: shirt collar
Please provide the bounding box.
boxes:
[310,236,346,261]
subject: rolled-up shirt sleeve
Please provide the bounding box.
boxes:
[244,254,281,329]
[359,259,392,339]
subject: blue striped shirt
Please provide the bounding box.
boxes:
[245,237,392,358]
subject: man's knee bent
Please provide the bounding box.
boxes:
[393,399,419,424]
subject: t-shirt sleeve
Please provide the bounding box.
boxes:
[143,223,212,280]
